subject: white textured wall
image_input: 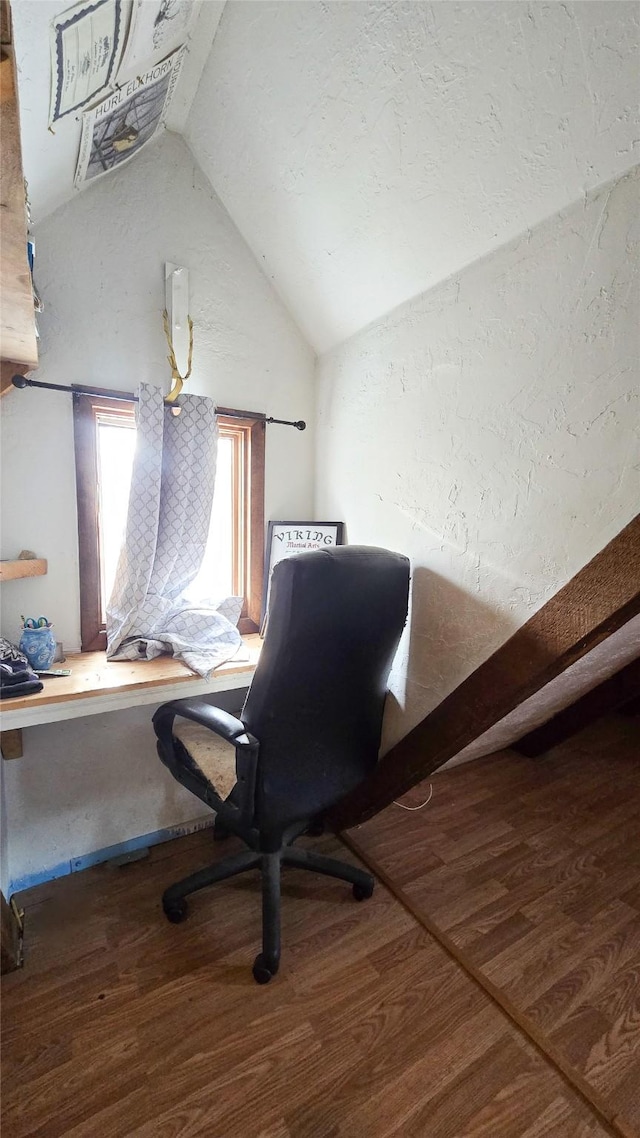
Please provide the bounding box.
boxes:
[1,692,248,893]
[4,1,640,890]
[1,130,315,650]
[187,0,640,352]
[315,169,640,754]
[1,130,314,890]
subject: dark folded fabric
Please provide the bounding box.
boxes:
[0,659,44,698]
[0,679,43,697]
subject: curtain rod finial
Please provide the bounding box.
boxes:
[12,375,29,390]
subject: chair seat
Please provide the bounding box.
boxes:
[173,721,237,801]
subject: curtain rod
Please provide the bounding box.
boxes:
[10,375,306,430]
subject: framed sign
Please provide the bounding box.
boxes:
[261,521,345,628]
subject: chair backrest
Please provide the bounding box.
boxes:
[242,545,410,832]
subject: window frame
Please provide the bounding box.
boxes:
[73,388,265,652]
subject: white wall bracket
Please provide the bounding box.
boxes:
[164,262,190,380]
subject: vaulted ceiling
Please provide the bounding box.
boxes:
[12,0,640,354]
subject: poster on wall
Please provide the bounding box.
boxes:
[74,46,185,187]
[49,0,125,123]
[261,521,345,629]
[118,0,197,76]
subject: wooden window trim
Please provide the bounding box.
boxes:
[73,391,265,652]
[217,411,265,636]
[73,391,131,652]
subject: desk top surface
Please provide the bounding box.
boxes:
[0,636,262,715]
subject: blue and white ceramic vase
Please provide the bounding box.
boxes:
[19,625,56,671]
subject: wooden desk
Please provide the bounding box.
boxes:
[0,636,261,732]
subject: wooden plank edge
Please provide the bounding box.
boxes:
[0,891,22,974]
[0,43,39,372]
[514,656,640,757]
[0,51,14,102]
[1,362,32,395]
[0,729,22,759]
[340,829,629,1138]
[0,558,47,581]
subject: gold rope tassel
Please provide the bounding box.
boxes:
[162,308,194,404]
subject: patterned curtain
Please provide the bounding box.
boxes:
[106,383,242,676]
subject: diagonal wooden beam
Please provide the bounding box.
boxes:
[328,514,640,831]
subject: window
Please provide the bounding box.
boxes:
[73,389,265,651]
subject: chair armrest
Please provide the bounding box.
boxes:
[152,698,257,749]
[153,698,260,832]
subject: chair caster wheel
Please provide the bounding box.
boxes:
[252,953,278,984]
[163,898,188,923]
[352,881,374,901]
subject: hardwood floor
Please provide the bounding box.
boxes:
[2,715,637,1137]
[3,838,617,1137]
[351,715,640,1138]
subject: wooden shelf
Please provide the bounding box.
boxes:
[0,636,262,731]
[0,558,47,581]
[0,36,38,378]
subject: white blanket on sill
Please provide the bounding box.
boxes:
[105,383,242,677]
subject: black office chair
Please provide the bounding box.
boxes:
[153,545,410,983]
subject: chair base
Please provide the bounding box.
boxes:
[161,841,375,984]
